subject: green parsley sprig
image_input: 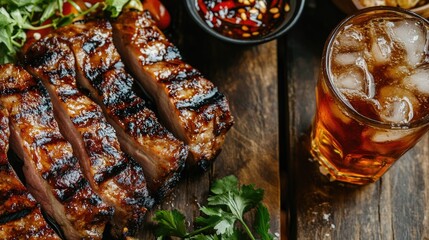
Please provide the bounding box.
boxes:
[0,0,142,64]
[153,175,277,240]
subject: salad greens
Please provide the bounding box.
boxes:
[153,175,276,240]
[0,0,141,64]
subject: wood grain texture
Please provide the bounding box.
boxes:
[285,1,429,239]
[137,2,281,238]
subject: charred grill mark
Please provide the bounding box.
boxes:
[0,189,33,206]
[136,27,163,43]
[83,38,105,54]
[125,114,167,138]
[83,66,105,82]
[96,67,175,138]
[93,160,127,184]
[158,67,202,83]
[0,209,32,225]
[77,31,121,83]
[95,69,139,106]
[52,171,88,202]
[57,88,80,101]
[138,42,181,66]
[13,84,54,126]
[113,101,148,119]
[46,67,76,81]
[41,154,78,180]
[25,38,68,70]
[0,85,38,96]
[175,89,224,111]
[70,110,103,127]
[33,132,65,147]
[24,37,76,88]
[28,48,58,68]
[79,124,128,183]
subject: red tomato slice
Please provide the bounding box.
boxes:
[143,0,171,29]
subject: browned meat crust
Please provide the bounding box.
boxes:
[0,64,112,240]
[112,11,234,170]
[24,33,154,238]
[0,105,60,239]
[50,19,187,199]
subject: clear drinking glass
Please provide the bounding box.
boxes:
[310,7,429,185]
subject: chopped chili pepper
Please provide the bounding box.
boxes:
[270,0,280,8]
[212,1,237,12]
[196,0,290,40]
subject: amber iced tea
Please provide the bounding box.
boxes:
[310,7,429,185]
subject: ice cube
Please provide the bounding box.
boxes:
[389,19,427,66]
[369,129,414,143]
[334,25,366,52]
[334,67,365,94]
[403,66,429,95]
[334,52,360,66]
[368,21,393,65]
[378,86,419,124]
[355,57,376,98]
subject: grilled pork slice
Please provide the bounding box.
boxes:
[25,34,154,238]
[112,11,234,170]
[0,106,60,239]
[52,19,187,198]
[0,64,113,240]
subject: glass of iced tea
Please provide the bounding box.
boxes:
[310,7,429,185]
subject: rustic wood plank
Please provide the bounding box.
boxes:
[138,2,280,238]
[285,1,429,239]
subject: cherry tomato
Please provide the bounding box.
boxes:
[62,1,80,15]
[143,0,171,29]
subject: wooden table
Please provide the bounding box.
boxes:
[150,0,429,239]
[284,0,429,239]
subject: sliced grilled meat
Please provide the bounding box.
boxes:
[0,106,60,239]
[51,19,187,199]
[112,11,234,170]
[25,33,154,238]
[0,64,113,240]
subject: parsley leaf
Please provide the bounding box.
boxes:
[255,204,274,240]
[153,175,276,240]
[153,209,189,238]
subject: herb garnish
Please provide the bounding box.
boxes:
[153,175,276,240]
[0,0,142,64]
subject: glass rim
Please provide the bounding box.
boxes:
[323,6,429,130]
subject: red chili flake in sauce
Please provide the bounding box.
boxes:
[196,0,291,39]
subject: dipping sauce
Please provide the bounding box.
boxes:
[196,0,291,39]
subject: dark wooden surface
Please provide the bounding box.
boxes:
[285,0,429,240]
[138,2,281,238]
[140,0,429,239]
